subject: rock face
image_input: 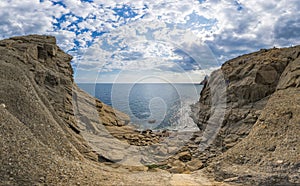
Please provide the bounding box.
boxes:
[0,35,143,185]
[0,35,126,184]
[192,47,300,185]
[0,35,229,186]
[1,34,299,185]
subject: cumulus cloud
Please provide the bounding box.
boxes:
[75,18,218,83]
[0,0,299,82]
[0,0,54,37]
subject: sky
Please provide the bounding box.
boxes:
[0,0,299,83]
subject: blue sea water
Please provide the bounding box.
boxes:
[78,83,202,131]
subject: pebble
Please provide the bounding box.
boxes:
[186,159,203,171]
[177,151,191,162]
[167,147,178,154]
[168,166,185,174]
[0,103,6,108]
[276,160,284,164]
[224,177,239,182]
[39,177,45,182]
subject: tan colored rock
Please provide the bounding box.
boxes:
[168,146,179,154]
[170,160,185,168]
[0,103,6,108]
[169,167,185,174]
[177,151,192,162]
[186,159,203,171]
[0,35,233,186]
[2,34,299,186]
[197,47,300,185]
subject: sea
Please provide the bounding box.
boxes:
[78,83,203,131]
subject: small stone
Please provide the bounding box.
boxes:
[186,159,203,171]
[225,142,236,149]
[224,177,239,182]
[126,165,148,172]
[0,103,6,108]
[39,177,45,182]
[168,166,185,174]
[268,145,276,151]
[170,160,185,167]
[177,151,191,162]
[157,146,168,156]
[167,147,178,154]
[276,160,284,164]
[194,137,202,143]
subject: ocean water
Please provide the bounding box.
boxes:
[78,83,202,131]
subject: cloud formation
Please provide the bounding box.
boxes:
[0,0,299,82]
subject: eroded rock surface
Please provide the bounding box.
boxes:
[1,34,299,186]
[0,35,227,185]
[191,46,300,185]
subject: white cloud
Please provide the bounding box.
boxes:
[0,0,53,37]
[75,68,216,84]
[0,0,299,82]
[75,19,219,76]
[62,0,96,18]
[48,30,77,51]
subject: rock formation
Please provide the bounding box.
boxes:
[1,34,299,185]
[192,47,300,185]
[0,35,126,184]
[0,35,227,185]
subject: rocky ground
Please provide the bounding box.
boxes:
[0,35,229,186]
[191,46,300,185]
[0,35,299,185]
[74,84,208,174]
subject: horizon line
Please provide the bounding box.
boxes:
[77,82,202,84]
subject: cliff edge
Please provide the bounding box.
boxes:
[1,34,299,185]
[192,47,300,185]
[0,35,130,184]
[0,35,228,186]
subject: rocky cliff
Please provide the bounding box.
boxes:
[192,47,300,185]
[1,34,299,185]
[0,35,130,184]
[0,35,228,186]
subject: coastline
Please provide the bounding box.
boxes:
[0,35,299,185]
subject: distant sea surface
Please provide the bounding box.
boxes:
[78,83,202,131]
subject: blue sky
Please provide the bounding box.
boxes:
[0,0,299,83]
